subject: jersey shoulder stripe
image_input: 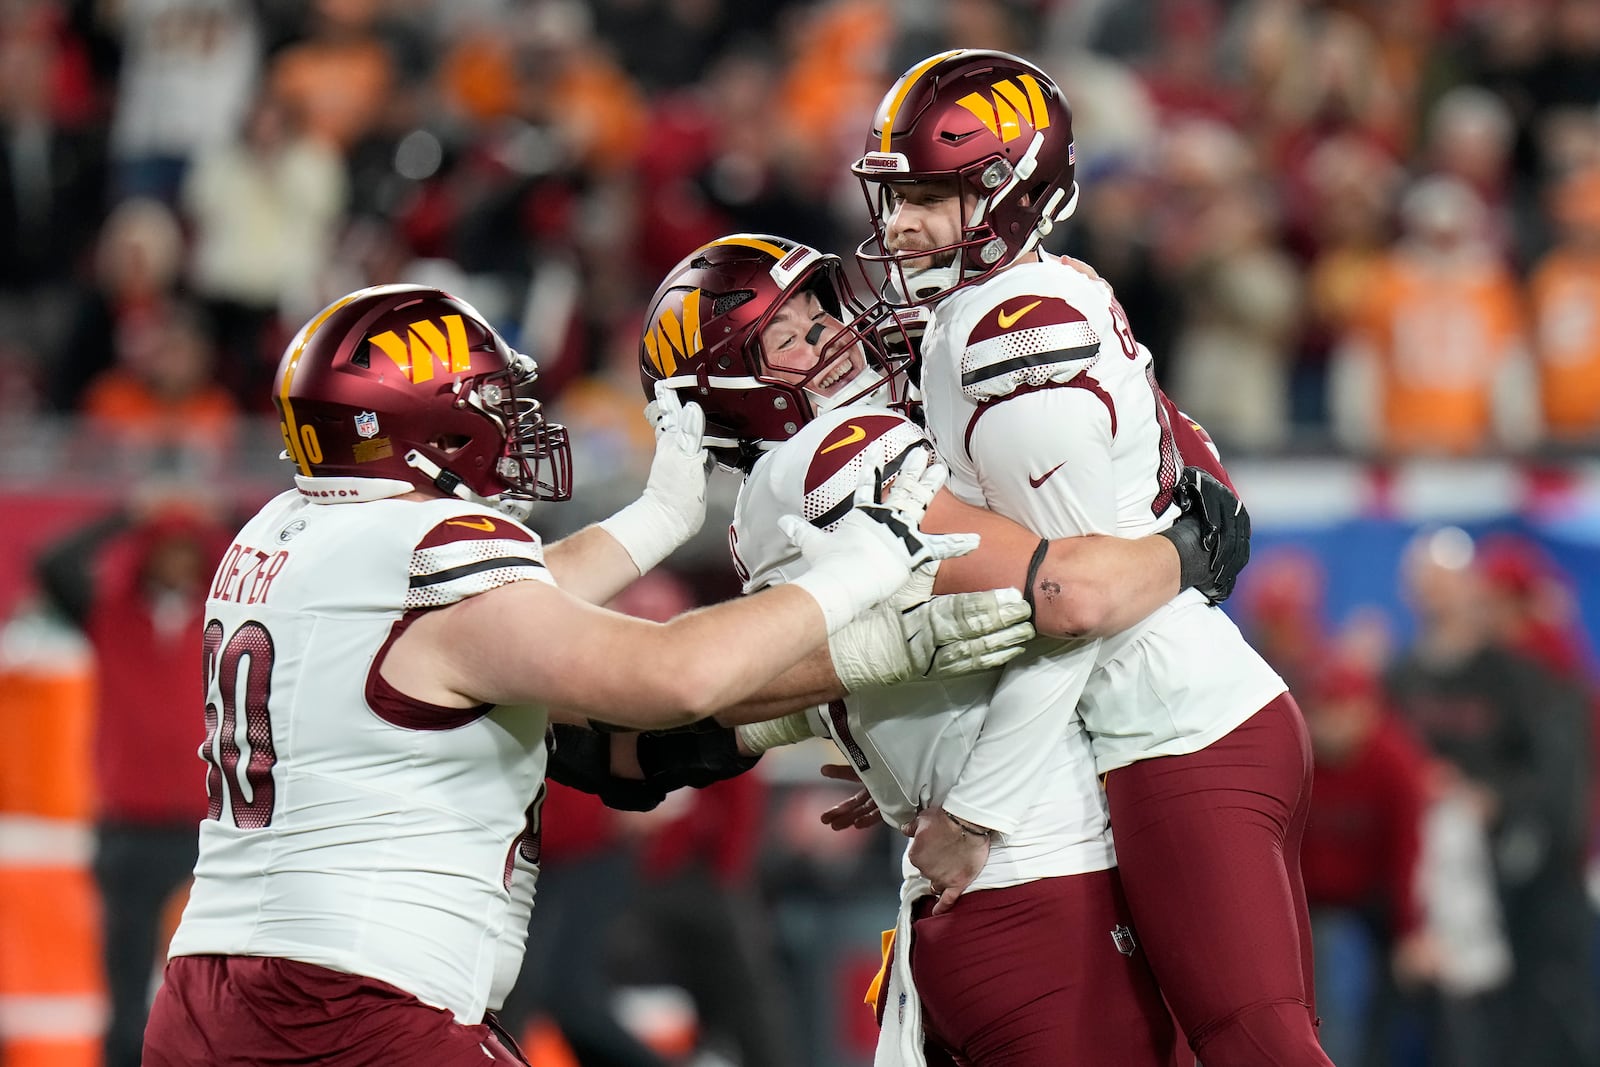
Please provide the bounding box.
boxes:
[961,294,1101,402]
[417,513,535,548]
[407,512,550,610]
[802,412,927,530]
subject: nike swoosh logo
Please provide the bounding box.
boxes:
[997,299,1043,330]
[820,424,868,455]
[446,516,498,531]
[1028,462,1065,488]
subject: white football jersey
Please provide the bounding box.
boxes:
[731,406,1114,888]
[919,257,1287,774]
[168,490,555,1023]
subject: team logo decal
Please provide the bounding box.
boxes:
[955,74,1051,144]
[369,314,471,384]
[643,289,704,378]
[277,518,308,543]
[354,410,380,438]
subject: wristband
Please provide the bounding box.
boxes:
[736,711,819,755]
[1022,537,1049,616]
[790,567,866,635]
[597,499,678,575]
[946,811,993,838]
[1156,515,1209,593]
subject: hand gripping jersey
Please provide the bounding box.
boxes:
[167,490,555,1023]
[918,257,1286,774]
[731,406,1114,888]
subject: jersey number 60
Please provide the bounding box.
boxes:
[200,619,280,829]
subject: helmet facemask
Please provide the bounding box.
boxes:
[447,353,573,504]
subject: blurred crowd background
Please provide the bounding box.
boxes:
[1,0,1599,1065]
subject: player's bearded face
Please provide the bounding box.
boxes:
[885,179,964,272]
[759,289,866,400]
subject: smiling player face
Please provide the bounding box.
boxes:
[758,288,869,402]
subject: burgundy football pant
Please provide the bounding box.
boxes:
[143,955,530,1066]
[1105,692,1333,1067]
[908,869,1179,1066]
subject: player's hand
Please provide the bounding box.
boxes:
[779,457,979,631]
[879,445,940,527]
[827,564,1034,690]
[641,381,712,539]
[598,382,712,572]
[1159,467,1251,604]
[818,763,881,831]
[905,806,990,914]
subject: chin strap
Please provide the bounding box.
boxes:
[403,450,535,521]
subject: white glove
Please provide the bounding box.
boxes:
[598,381,712,574]
[782,456,979,633]
[829,561,1035,690]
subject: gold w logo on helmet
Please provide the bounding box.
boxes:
[955,74,1051,144]
[369,314,471,384]
[643,289,704,377]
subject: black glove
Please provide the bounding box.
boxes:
[545,724,668,811]
[545,721,760,812]
[634,719,761,790]
[1157,467,1251,604]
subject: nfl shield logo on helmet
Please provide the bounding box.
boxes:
[1111,924,1137,956]
[354,411,381,439]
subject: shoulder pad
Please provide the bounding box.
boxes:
[961,294,1100,402]
[802,412,927,531]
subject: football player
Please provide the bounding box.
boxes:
[638,233,1251,1066]
[851,49,1329,1067]
[140,284,1004,1066]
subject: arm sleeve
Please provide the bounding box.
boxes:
[941,386,1115,832]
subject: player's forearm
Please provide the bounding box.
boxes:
[1029,534,1181,636]
[542,524,647,604]
[713,644,844,726]
[924,488,1170,637]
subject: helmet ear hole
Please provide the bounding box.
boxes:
[432,434,472,454]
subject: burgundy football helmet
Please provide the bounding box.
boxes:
[273,284,572,502]
[638,234,922,471]
[852,50,1078,306]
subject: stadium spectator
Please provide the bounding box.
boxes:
[1529,165,1600,445]
[266,0,396,154]
[33,493,231,1067]
[1388,526,1599,1067]
[79,301,239,477]
[1299,658,1436,1067]
[1155,119,1303,450]
[102,0,261,203]
[1330,175,1537,455]
[51,197,187,414]
[181,91,346,409]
